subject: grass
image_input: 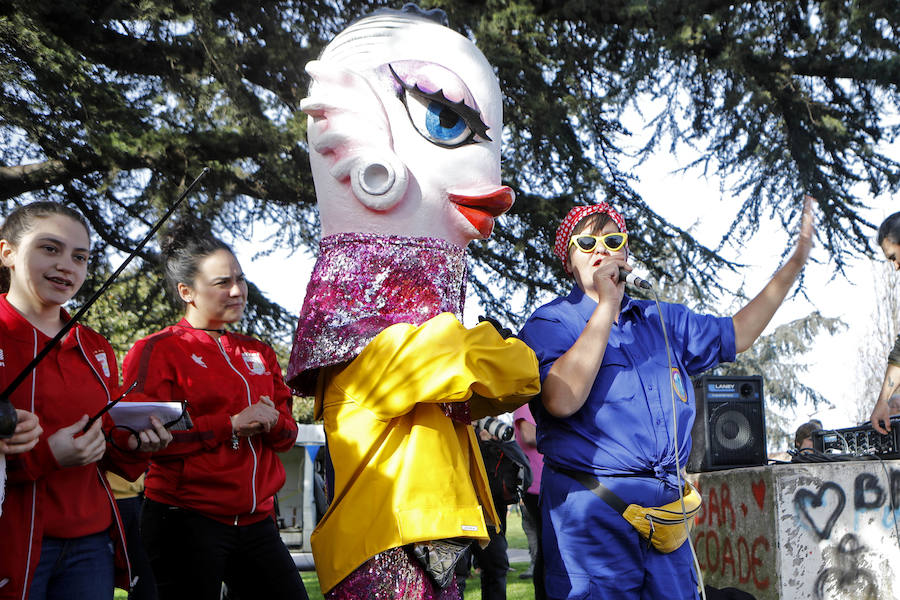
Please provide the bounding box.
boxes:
[116,508,534,600]
[505,506,528,551]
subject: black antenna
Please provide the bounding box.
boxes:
[0,168,210,437]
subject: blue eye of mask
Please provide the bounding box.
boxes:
[389,64,491,149]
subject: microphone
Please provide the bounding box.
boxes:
[619,267,653,290]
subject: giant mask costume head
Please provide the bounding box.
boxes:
[288,6,512,392]
[302,5,511,245]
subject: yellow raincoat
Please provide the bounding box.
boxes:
[310,313,540,592]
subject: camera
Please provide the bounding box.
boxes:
[477,416,514,442]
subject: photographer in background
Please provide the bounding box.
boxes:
[469,414,532,600]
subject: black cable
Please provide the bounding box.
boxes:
[0,167,209,438]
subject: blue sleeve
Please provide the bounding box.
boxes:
[663,303,736,375]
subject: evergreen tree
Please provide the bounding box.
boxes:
[1,0,896,378]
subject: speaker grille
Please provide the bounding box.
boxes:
[688,375,767,472]
[711,407,752,451]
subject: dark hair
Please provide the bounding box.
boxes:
[794,421,822,449]
[573,212,614,237]
[877,212,900,246]
[0,202,91,293]
[160,221,234,305]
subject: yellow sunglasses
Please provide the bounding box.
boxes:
[569,232,628,253]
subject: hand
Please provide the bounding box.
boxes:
[478,315,512,339]
[48,415,106,467]
[0,409,43,455]
[592,256,627,307]
[871,399,892,434]
[478,427,494,442]
[230,397,280,437]
[127,415,174,452]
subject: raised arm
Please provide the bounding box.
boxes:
[732,195,815,353]
[541,259,624,418]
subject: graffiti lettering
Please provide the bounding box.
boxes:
[694,531,770,591]
[892,469,900,510]
[720,482,736,530]
[735,537,751,584]
[854,473,885,510]
[697,482,736,530]
[720,536,735,578]
[751,536,770,590]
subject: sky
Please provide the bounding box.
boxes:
[234,117,899,440]
[624,146,899,433]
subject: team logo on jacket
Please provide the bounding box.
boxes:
[242,351,266,375]
[94,351,111,378]
[671,368,687,403]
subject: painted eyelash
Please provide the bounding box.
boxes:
[389,64,492,142]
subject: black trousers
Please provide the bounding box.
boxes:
[142,498,308,600]
[471,501,508,600]
[118,495,157,600]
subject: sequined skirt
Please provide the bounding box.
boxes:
[325,546,461,600]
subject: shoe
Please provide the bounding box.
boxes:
[519,569,533,579]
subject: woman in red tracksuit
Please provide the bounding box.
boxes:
[0,201,171,600]
[122,224,308,600]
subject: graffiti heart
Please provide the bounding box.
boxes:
[794,482,846,540]
[751,479,766,510]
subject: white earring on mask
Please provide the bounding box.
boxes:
[348,151,408,212]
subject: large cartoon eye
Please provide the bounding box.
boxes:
[389,64,491,148]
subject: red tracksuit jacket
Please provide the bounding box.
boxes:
[122,320,298,525]
[0,295,144,599]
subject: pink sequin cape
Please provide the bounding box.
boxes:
[287,232,467,396]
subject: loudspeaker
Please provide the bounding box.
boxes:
[687,375,767,472]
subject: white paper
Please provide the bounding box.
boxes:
[108,402,186,431]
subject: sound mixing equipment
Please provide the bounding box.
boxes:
[812,418,900,459]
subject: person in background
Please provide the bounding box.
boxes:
[869,211,900,435]
[518,197,814,600]
[793,421,822,453]
[107,471,157,600]
[0,201,171,600]
[513,402,545,600]
[471,414,516,600]
[122,223,307,600]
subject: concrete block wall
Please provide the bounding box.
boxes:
[688,462,900,599]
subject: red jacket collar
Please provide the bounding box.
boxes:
[0,294,79,347]
[173,317,235,345]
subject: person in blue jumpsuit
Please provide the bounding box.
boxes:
[518,198,815,600]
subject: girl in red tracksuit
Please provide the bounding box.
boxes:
[122,224,308,600]
[0,202,171,600]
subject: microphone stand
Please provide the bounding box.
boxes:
[0,167,209,438]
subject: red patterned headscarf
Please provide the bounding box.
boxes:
[553,202,628,273]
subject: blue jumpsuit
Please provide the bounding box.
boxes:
[518,287,735,600]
